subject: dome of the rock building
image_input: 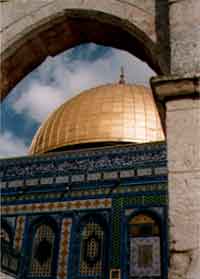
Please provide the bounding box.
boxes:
[29,83,165,155]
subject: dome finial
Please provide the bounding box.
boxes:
[119,66,125,84]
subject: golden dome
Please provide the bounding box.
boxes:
[29,84,165,155]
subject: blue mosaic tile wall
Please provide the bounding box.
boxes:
[1,142,168,279]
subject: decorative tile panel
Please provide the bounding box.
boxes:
[154,167,167,175]
[1,199,112,215]
[87,172,101,181]
[103,171,118,180]
[130,237,161,276]
[57,218,72,279]
[25,179,39,186]
[14,216,26,251]
[0,181,7,188]
[40,177,53,185]
[71,174,85,182]
[29,224,55,277]
[8,180,23,187]
[137,168,152,176]
[1,143,167,180]
[55,176,69,184]
[120,169,135,178]
[79,220,105,276]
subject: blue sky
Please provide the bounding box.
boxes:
[0,43,155,158]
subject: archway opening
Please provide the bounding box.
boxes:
[27,217,58,278]
[1,9,167,102]
[2,43,162,158]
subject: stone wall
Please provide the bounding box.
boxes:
[0,272,14,279]
[152,75,200,279]
[167,1,200,277]
[167,98,200,279]
[169,0,200,75]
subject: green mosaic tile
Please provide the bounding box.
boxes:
[124,196,143,207]
[143,194,167,205]
[111,198,123,267]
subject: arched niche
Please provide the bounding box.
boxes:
[0,220,19,275]
[0,1,170,102]
[0,219,13,247]
[26,216,59,278]
[73,213,109,279]
[127,211,163,279]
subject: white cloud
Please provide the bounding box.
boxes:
[0,131,28,158]
[11,45,155,124]
[13,83,67,122]
[1,45,157,158]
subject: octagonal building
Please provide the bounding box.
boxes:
[1,81,168,279]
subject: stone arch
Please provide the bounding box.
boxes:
[0,0,169,101]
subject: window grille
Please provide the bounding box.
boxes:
[1,224,19,275]
[29,224,55,277]
[0,228,10,242]
[79,218,105,276]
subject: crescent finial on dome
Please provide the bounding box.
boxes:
[119,66,125,84]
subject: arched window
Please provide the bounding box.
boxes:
[1,227,10,243]
[78,215,107,278]
[128,213,161,278]
[0,225,11,265]
[0,221,12,245]
[28,220,57,278]
[0,221,19,275]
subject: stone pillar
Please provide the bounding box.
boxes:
[168,0,200,75]
[151,75,200,279]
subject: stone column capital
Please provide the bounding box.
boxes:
[151,74,200,102]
